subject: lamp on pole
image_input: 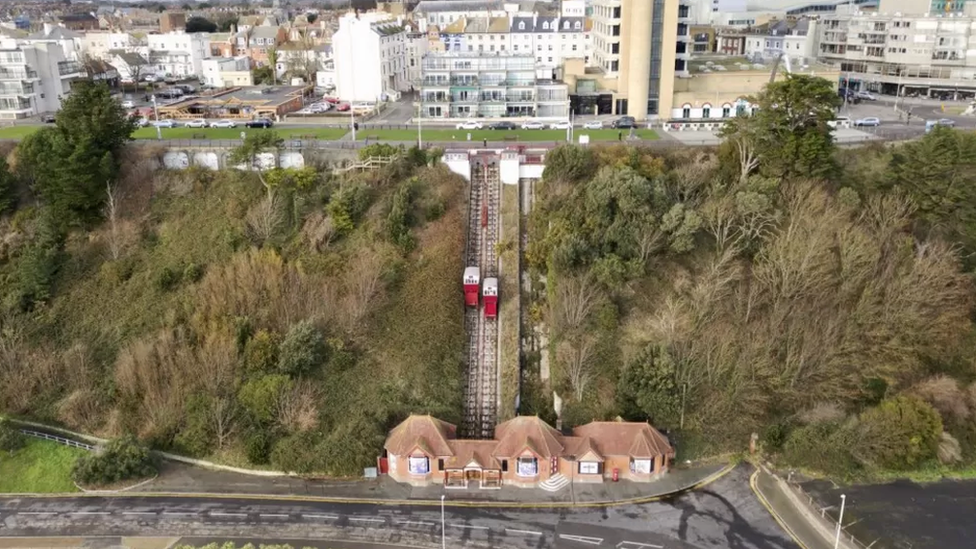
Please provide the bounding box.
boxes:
[417,100,423,148]
[833,494,846,549]
[151,95,161,140]
[440,494,446,549]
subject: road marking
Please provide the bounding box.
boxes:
[162,511,197,516]
[259,513,289,518]
[122,511,157,516]
[211,512,247,518]
[618,542,663,549]
[70,512,110,516]
[348,517,386,523]
[506,529,543,536]
[395,520,436,526]
[18,512,56,515]
[303,514,340,520]
[451,523,489,530]
[559,534,603,545]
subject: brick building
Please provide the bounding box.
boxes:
[382,415,674,489]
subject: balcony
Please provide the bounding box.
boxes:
[0,68,38,81]
[58,61,83,76]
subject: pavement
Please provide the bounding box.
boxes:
[129,461,730,507]
[0,464,796,549]
[750,467,857,549]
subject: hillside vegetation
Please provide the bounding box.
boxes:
[0,82,465,475]
[529,75,976,480]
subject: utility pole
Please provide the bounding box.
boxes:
[834,494,847,549]
[440,495,446,549]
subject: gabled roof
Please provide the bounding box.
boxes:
[442,17,466,33]
[111,51,149,67]
[511,16,534,33]
[558,16,585,32]
[384,414,456,457]
[572,421,673,459]
[494,416,564,459]
[535,15,558,32]
[446,440,499,469]
[562,436,603,461]
[464,17,488,33]
[27,26,82,40]
[487,17,509,33]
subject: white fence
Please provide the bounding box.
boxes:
[19,429,94,451]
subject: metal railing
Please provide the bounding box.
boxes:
[19,429,94,451]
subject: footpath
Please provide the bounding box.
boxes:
[750,465,861,549]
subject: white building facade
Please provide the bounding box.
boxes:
[81,31,146,61]
[201,56,251,87]
[333,12,416,102]
[0,37,85,119]
[147,32,211,79]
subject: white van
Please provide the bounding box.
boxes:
[827,116,851,129]
[352,102,374,114]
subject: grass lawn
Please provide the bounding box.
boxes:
[0,125,41,139]
[498,184,521,422]
[131,126,350,140]
[0,438,84,493]
[359,128,659,142]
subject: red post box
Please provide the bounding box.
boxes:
[612,468,619,482]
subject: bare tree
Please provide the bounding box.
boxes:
[245,192,284,244]
[342,247,387,329]
[105,180,122,260]
[208,396,238,450]
[276,379,320,433]
[559,336,596,401]
[552,272,602,334]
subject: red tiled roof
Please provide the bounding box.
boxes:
[572,422,673,459]
[493,416,564,459]
[445,440,499,469]
[384,415,456,457]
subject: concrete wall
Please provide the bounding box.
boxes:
[444,151,471,180]
[500,152,520,185]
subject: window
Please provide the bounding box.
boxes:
[517,457,538,476]
[438,458,444,470]
[703,106,711,118]
[572,44,577,51]
[519,22,525,30]
[502,459,509,472]
[514,45,519,50]
[490,45,495,51]
[630,458,653,474]
[542,21,549,30]
[408,456,430,474]
[722,106,730,117]
[575,21,582,30]
[682,106,691,118]
[548,44,553,50]
[563,21,570,29]
[579,462,600,475]
[548,57,553,62]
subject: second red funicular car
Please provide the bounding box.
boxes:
[463,267,481,307]
[483,277,498,318]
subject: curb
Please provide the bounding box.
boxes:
[750,466,810,549]
[74,475,159,494]
[2,463,737,509]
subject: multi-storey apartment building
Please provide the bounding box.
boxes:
[147,31,210,79]
[82,31,147,61]
[741,18,818,64]
[818,5,976,97]
[333,12,425,103]
[0,36,84,119]
[419,52,569,119]
[587,0,680,119]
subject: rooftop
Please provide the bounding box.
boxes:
[689,55,831,73]
[158,85,309,111]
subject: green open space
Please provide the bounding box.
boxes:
[131,126,350,140]
[0,438,84,493]
[0,125,41,139]
[359,128,658,142]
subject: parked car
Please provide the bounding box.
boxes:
[209,119,237,128]
[336,102,351,112]
[521,120,545,130]
[550,121,572,130]
[856,91,877,101]
[309,102,331,113]
[135,117,149,127]
[828,116,851,128]
[41,114,56,123]
[184,119,208,128]
[583,120,604,130]
[352,103,374,114]
[488,121,516,130]
[143,74,160,83]
[925,118,956,133]
[610,116,637,129]
[152,119,177,128]
[322,96,340,104]
[854,117,881,127]
[246,118,274,128]
[120,100,135,109]
[456,120,483,130]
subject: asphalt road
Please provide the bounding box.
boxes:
[0,466,794,549]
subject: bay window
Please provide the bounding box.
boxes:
[578,461,600,475]
[630,458,653,474]
[408,455,430,475]
[516,457,538,476]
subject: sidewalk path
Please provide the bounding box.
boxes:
[751,466,857,549]
[131,459,731,507]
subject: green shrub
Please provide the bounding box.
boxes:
[277,320,326,376]
[155,266,180,291]
[782,421,860,477]
[855,396,943,470]
[0,419,25,452]
[242,330,281,377]
[271,433,323,475]
[72,435,156,486]
[358,143,398,161]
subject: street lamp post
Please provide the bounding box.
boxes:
[440,494,446,549]
[151,95,161,140]
[833,494,847,549]
[418,100,423,148]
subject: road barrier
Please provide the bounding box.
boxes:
[19,429,94,451]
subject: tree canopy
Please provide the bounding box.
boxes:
[185,16,218,33]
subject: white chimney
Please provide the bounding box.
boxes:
[43,22,53,36]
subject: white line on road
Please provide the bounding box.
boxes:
[506,529,544,536]
[348,517,386,523]
[302,514,340,520]
[122,511,157,516]
[450,524,489,530]
[162,512,198,516]
[395,520,436,526]
[617,542,663,549]
[211,512,248,518]
[558,534,604,545]
[259,513,290,518]
[70,512,110,516]
[18,512,56,515]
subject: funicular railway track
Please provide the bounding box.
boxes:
[461,155,501,439]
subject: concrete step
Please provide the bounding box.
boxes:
[539,473,570,492]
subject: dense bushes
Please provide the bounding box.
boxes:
[72,435,157,486]
[0,419,24,452]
